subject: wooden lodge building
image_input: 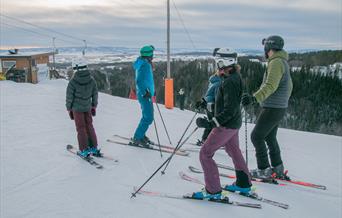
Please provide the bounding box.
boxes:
[0,51,55,83]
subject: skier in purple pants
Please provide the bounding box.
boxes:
[192,48,252,200]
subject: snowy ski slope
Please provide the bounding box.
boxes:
[1,80,341,218]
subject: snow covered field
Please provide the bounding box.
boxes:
[1,80,341,218]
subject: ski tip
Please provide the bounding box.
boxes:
[188,166,195,170]
[188,165,201,173]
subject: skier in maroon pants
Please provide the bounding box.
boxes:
[66,61,100,157]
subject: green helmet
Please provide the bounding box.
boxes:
[262,35,284,53]
[140,45,155,57]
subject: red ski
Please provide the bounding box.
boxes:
[216,163,327,190]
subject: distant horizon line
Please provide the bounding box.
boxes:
[1,46,341,52]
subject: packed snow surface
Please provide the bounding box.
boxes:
[1,80,341,218]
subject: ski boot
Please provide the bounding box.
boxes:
[89,146,102,157]
[224,183,254,196]
[130,138,153,149]
[250,167,273,180]
[143,135,155,145]
[77,149,90,158]
[191,188,225,201]
[272,164,290,180]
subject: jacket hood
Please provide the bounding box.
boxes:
[73,69,92,84]
[209,74,222,84]
[133,57,149,71]
[268,50,288,62]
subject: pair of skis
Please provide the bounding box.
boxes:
[66,144,119,169]
[189,166,284,186]
[180,171,289,209]
[216,163,327,190]
[107,135,190,157]
[133,187,262,209]
[133,171,288,209]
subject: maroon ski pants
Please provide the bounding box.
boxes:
[200,127,250,193]
[73,111,98,151]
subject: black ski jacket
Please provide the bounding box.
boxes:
[213,71,242,129]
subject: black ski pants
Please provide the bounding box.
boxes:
[201,109,214,141]
[251,107,286,169]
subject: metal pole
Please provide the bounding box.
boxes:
[244,77,249,167]
[82,40,87,56]
[161,112,198,174]
[155,100,172,145]
[52,37,56,70]
[153,119,163,158]
[167,0,170,78]
[132,127,199,198]
[131,120,198,198]
[245,108,248,167]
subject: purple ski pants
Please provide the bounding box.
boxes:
[200,127,250,193]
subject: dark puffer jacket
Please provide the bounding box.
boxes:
[213,71,242,129]
[66,69,98,112]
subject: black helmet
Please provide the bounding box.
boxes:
[262,35,284,53]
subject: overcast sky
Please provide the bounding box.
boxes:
[0,0,341,50]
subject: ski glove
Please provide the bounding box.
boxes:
[195,98,207,110]
[242,93,257,106]
[143,89,152,99]
[91,107,96,116]
[68,110,74,120]
[196,117,215,129]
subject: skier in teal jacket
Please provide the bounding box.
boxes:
[131,45,155,147]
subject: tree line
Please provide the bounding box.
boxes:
[89,50,342,136]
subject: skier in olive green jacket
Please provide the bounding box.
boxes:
[242,35,293,179]
[66,62,100,158]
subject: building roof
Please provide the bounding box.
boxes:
[0,52,55,59]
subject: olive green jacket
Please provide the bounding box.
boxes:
[254,50,293,108]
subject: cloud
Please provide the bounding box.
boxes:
[176,0,341,13]
[1,0,341,49]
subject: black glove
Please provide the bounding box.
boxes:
[196,117,215,129]
[195,98,207,110]
[68,110,74,120]
[91,107,96,116]
[242,93,257,106]
[143,89,151,99]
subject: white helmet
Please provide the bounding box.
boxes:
[72,58,88,71]
[213,48,238,70]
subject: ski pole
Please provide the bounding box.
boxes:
[154,100,173,146]
[243,77,249,167]
[131,127,198,198]
[245,108,248,167]
[161,111,198,174]
[131,112,198,198]
[131,154,172,198]
[153,119,163,158]
[161,126,198,174]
